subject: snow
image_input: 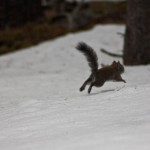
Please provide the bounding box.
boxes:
[0,25,150,150]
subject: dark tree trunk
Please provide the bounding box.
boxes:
[123,0,150,65]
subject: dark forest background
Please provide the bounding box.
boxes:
[0,0,126,55]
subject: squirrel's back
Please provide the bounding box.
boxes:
[97,61,125,81]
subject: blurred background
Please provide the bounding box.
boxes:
[0,0,126,55]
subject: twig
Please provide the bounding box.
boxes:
[100,48,123,58]
[117,32,125,37]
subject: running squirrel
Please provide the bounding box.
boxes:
[75,42,126,94]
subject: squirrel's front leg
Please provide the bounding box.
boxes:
[115,73,126,83]
[121,79,126,83]
[118,75,126,83]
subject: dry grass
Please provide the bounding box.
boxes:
[0,22,68,54]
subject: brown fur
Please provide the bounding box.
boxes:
[76,42,126,94]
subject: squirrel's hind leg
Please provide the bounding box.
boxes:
[88,83,94,94]
[80,76,92,92]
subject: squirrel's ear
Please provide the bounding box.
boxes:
[113,61,116,64]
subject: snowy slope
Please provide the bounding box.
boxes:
[0,25,150,150]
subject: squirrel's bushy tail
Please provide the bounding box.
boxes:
[76,42,98,73]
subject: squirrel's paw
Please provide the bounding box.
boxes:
[80,86,84,92]
[123,80,126,83]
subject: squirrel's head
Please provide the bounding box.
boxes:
[112,61,125,74]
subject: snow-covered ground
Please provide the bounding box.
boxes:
[0,25,150,150]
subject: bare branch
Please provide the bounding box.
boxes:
[100,48,123,58]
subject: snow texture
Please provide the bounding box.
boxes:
[0,25,150,150]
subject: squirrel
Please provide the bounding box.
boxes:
[75,42,126,94]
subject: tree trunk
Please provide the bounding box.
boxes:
[123,0,150,65]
